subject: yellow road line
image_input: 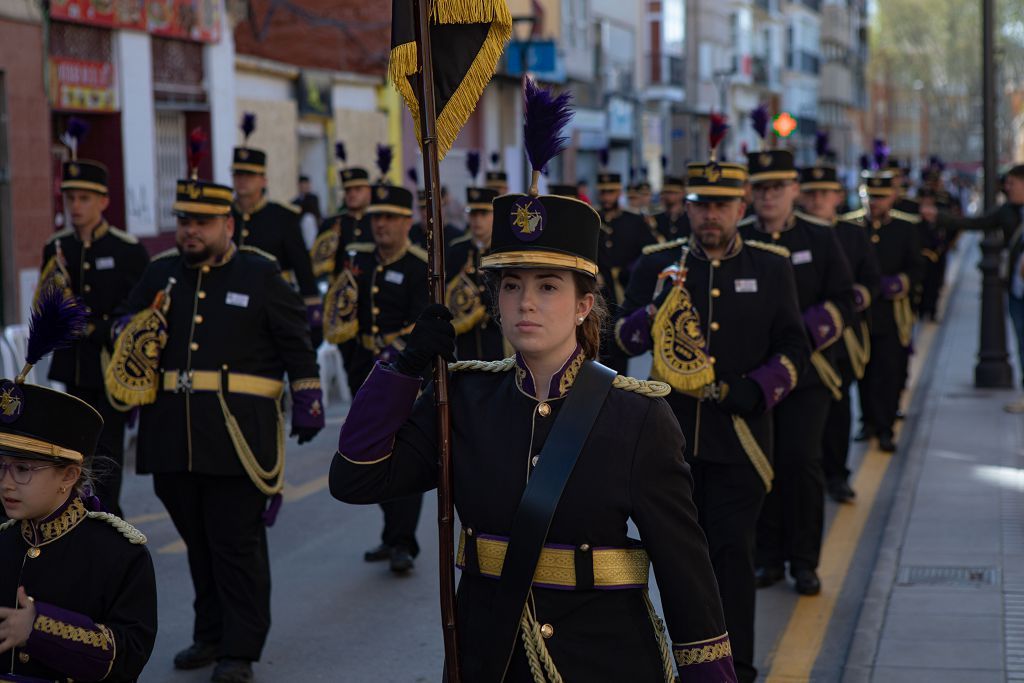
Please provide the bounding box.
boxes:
[127,510,170,525]
[159,539,187,555]
[765,321,937,682]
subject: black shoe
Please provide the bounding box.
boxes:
[853,426,874,442]
[878,432,897,453]
[211,658,253,683]
[792,569,822,596]
[827,479,856,503]
[755,565,785,588]
[364,543,392,562]
[173,642,220,670]
[390,547,415,573]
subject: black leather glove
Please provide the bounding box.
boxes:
[290,426,321,445]
[718,375,764,416]
[393,304,456,377]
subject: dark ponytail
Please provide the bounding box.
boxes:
[572,272,607,360]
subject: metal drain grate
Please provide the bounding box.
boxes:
[896,566,999,587]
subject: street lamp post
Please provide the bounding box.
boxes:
[974,0,1013,388]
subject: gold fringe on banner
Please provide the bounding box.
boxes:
[104,308,169,407]
[650,285,716,394]
[732,416,774,491]
[445,271,486,335]
[323,269,360,344]
[388,0,513,160]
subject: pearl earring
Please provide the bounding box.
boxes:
[577,316,585,325]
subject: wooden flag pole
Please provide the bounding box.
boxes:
[410,0,460,680]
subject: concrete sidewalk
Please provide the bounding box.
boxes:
[842,238,1024,683]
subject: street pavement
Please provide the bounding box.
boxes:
[121,233,1018,682]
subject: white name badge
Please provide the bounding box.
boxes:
[792,249,813,265]
[95,256,115,270]
[225,292,250,308]
[735,279,758,293]
[384,270,405,285]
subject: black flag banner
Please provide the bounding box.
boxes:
[389,0,511,159]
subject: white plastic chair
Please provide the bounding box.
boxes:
[317,342,350,407]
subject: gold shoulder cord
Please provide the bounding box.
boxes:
[216,390,286,496]
[732,416,774,491]
[810,351,843,401]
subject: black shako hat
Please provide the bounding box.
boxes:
[466,187,498,211]
[231,147,267,175]
[365,183,413,217]
[799,164,842,191]
[61,160,108,195]
[746,149,798,184]
[173,179,234,217]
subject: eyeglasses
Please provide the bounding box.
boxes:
[0,460,59,485]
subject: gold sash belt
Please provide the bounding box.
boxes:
[161,370,284,399]
[456,531,650,589]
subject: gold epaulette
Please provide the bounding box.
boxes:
[240,245,278,262]
[282,202,302,214]
[152,247,180,261]
[839,208,867,222]
[0,518,15,533]
[448,233,473,248]
[407,244,428,262]
[612,375,670,398]
[108,227,140,244]
[448,357,516,373]
[738,214,758,227]
[794,210,832,227]
[45,228,73,244]
[745,240,791,258]
[86,511,147,544]
[890,209,921,224]
[642,237,687,255]
[345,242,376,254]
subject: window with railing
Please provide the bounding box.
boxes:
[647,54,686,87]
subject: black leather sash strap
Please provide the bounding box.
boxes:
[482,360,617,682]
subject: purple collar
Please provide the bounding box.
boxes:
[515,344,586,401]
[21,495,87,547]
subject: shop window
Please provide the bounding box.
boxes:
[152,37,206,105]
[49,22,112,62]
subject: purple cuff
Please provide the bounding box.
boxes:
[747,354,799,411]
[306,303,323,329]
[853,283,871,312]
[337,362,421,463]
[614,306,653,356]
[802,301,843,350]
[673,633,738,683]
[26,602,115,682]
[881,274,910,300]
[291,384,325,430]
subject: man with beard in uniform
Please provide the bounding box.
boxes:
[840,171,924,452]
[654,172,691,241]
[615,155,809,683]
[739,148,855,596]
[445,186,503,360]
[230,143,323,345]
[326,182,428,573]
[39,158,150,516]
[799,154,881,503]
[119,174,324,683]
[596,171,659,372]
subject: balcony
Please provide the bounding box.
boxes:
[646,54,686,87]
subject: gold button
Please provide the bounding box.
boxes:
[871,235,880,244]
[201,265,211,273]
[371,325,380,333]
[195,315,204,324]
[198,291,207,299]
[772,232,781,240]
[605,240,613,248]
[711,321,720,331]
[85,306,93,314]
[242,229,250,237]
[538,403,551,417]
[355,229,362,237]
[190,342,199,351]
[710,356,717,364]
[18,652,28,664]
[83,284,92,293]
[243,214,251,221]
[27,547,40,559]
[83,262,91,270]
[376,265,383,272]
[372,286,380,294]
[711,259,721,267]
[372,307,380,315]
[579,543,590,552]
[479,286,486,293]
[540,624,554,639]
[711,288,721,298]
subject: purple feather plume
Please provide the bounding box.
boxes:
[490,151,501,167]
[815,130,830,159]
[709,113,729,153]
[187,128,208,174]
[67,117,90,142]
[466,151,481,180]
[335,142,347,163]
[523,77,573,175]
[376,144,393,179]
[240,112,256,142]
[26,285,87,367]
[599,147,609,168]
[407,167,418,185]
[872,139,889,169]
[751,104,770,140]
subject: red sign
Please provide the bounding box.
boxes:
[49,0,221,43]
[49,57,119,112]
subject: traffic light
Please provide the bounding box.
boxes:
[773,112,798,138]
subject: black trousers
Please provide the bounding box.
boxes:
[861,333,909,437]
[154,473,271,661]
[757,385,830,572]
[822,357,856,484]
[691,460,765,683]
[67,385,126,517]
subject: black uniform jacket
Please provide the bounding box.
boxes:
[833,218,882,355]
[619,237,809,466]
[841,209,925,336]
[122,246,319,477]
[739,212,855,387]
[599,208,659,303]
[319,211,372,251]
[409,221,463,252]
[330,349,734,682]
[0,497,156,682]
[654,209,691,241]
[445,234,504,361]
[232,199,320,307]
[42,222,150,389]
